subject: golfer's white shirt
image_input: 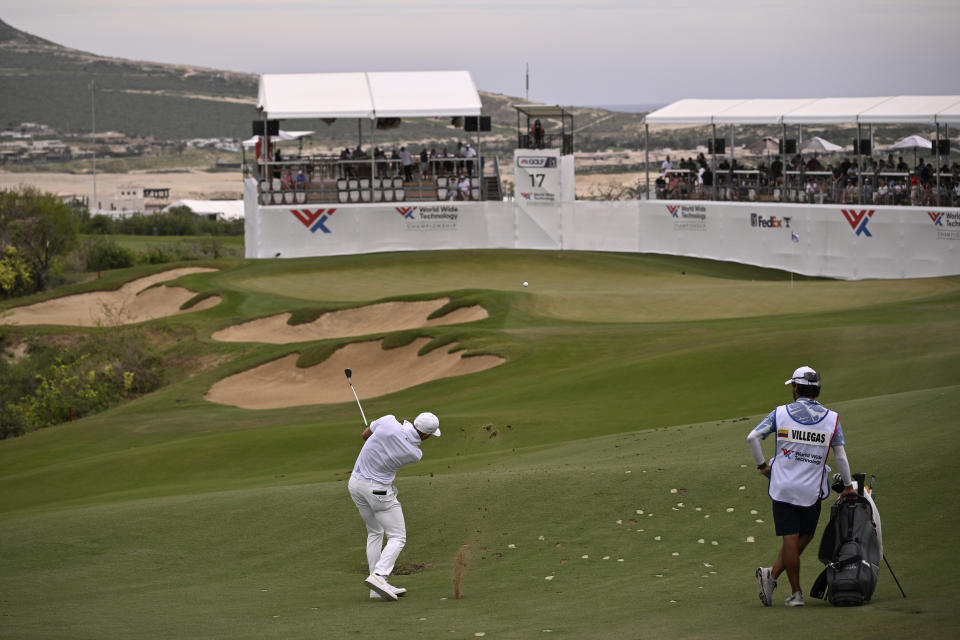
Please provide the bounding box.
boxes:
[352,415,423,485]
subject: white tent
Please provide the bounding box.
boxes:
[859,95,960,124]
[644,95,960,125]
[888,135,933,150]
[801,136,843,152]
[164,200,244,220]
[256,70,482,120]
[241,130,314,147]
[713,98,817,125]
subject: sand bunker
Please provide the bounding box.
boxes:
[205,337,504,410]
[0,268,220,327]
[211,298,487,343]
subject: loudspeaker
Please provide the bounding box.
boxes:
[779,139,797,154]
[852,139,871,155]
[707,138,726,154]
[252,120,279,136]
[464,116,491,132]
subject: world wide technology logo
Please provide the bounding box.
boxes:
[290,208,336,233]
[841,209,874,236]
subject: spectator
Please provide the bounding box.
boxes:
[531,119,544,148]
[661,155,674,173]
[464,143,477,178]
[400,147,413,182]
[419,149,429,177]
[295,169,306,191]
[896,156,909,172]
[457,174,471,200]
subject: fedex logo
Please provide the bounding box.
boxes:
[750,213,792,228]
[666,205,680,218]
[396,206,416,219]
[841,209,874,237]
[290,208,336,233]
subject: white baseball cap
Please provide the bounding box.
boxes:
[785,366,820,386]
[414,412,441,437]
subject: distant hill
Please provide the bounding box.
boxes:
[0,18,643,148]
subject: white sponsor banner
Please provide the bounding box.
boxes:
[244,187,960,279]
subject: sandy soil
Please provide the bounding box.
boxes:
[211,298,487,343]
[204,337,504,410]
[1,267,220,327]
[0,170,244,202]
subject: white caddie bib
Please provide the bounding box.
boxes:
[768,405,838,507]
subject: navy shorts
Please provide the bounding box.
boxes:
[772,499,822,536]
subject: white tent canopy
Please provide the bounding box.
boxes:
[241,130,314,147]
[164,200,244,220]
[889,135,933,150]
[801,136,843,152]
[645,95,960,125]
[257,70,482,120]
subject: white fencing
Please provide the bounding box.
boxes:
[244,178,960,279]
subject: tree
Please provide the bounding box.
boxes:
[0,187,79,292]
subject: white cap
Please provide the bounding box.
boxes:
[785,366,820,386]
[414,412,441,437]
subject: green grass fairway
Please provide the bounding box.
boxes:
[1,250,959,639]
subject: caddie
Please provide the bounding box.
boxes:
[747,366,857,607]
[348,411,440,601]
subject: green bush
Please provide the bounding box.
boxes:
[82,238,136,271]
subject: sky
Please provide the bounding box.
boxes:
[4,0,960,107]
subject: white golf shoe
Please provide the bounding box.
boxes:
[756,567,776,606]
[370,586,406,599]
[785,591,805,607]
[364,573,398,601]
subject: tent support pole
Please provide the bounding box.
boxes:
[856,124,863,205]
[711,122,717,201]
[371,118,377,202]
[644,123,649,200]
[936,123,941,205]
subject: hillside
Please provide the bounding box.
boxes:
[0,18,635,147]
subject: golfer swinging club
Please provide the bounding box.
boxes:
[348,411,441,601]
[747,366,857,607]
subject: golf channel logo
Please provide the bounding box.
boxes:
[750,213,792,229]
[841,209,874,237]
[666,204,707,230]
[517,156,558,168]
[929,211,960,240]
[290,208,336,233]
[395,205,459,231]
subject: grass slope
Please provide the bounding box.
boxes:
[1,250,958,639]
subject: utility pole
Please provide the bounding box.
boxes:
[89,80,97,212]
[525,62,529,101]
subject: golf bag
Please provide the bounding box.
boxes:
[810,475,882,606]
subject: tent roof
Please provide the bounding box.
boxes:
[644,95,960,125]
[644,99,745,125]
[713,98,818,125]
[512,104,574,119]
[858,95,960,124]
[165,200,244,220]
[257,71,481,120]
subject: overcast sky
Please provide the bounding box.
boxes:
[5,0,959,107]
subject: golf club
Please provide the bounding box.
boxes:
[344,368,368,427]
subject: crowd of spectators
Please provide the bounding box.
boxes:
[655,151,960,206]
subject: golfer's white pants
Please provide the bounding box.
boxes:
[348,475,407,577]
